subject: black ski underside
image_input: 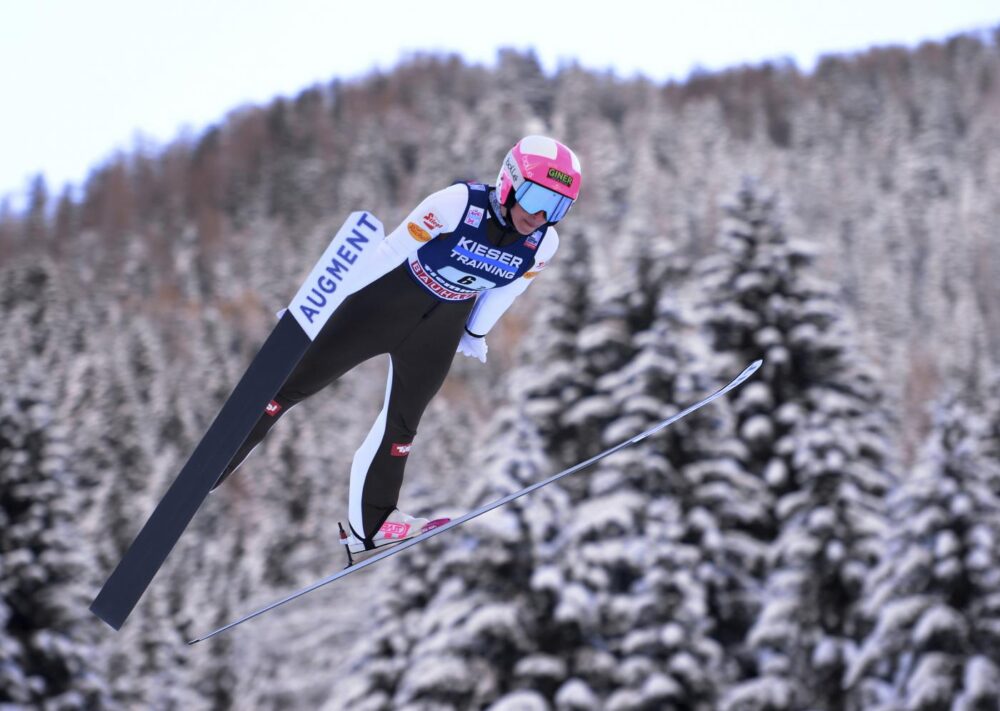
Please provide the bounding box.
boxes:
[90,311,310,630]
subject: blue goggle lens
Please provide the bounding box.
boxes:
[514,181,574,222]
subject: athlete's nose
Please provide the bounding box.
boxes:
[527,210,547,227]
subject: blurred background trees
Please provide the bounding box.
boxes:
[2,29,999,709]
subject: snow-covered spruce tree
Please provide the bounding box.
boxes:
[515,227,600,460]
[846,388,1000,710]
[0,263,111,709]
[152,309,285,710]
[696,180,896,710]
[105,591,207,711]
[525,218,690,476]
[978,368,1000,484]
[61,305,206,709]
[63,296,265,709]
[534,270,748,710]
[83,309,177,570]
[517,228,772,710]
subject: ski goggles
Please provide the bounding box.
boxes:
[514,181,575,223]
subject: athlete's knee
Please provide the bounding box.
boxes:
[386,412,419,439]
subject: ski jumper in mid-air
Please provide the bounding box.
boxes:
[212,135,582,553]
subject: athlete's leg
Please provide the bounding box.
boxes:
[348,300,472,542]
[214,266,426,489]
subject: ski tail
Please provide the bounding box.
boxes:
[90,312,309,630]
[90,212,385,631]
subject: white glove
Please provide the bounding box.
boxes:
[457,332,488,363]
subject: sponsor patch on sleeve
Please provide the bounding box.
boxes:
[407,222,432,242]
[464,206,484,228]
[422,212,444,231]
[524,260,548,278]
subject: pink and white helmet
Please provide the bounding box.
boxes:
[496,135,581,223]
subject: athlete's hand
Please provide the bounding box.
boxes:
[457,333,488,363]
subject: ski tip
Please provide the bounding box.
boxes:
[736,359,763,384]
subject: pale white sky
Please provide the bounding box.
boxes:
[1,0,997,205]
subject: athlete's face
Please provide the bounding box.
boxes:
[510,202,548,235]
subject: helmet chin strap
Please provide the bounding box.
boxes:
[488,186,518,236]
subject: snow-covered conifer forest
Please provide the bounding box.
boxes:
[2,30,1000,710]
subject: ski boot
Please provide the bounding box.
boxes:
[339,510,449,565]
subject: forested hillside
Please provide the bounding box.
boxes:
[2,30,999,710]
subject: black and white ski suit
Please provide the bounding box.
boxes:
[219,182,559,547]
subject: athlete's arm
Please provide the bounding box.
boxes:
[464,228,560,336]
[344,183,469,295]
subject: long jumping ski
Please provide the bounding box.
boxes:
[188,359,763,644]
[90,212,385,630]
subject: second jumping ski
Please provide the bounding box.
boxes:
[188,359,763,644]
